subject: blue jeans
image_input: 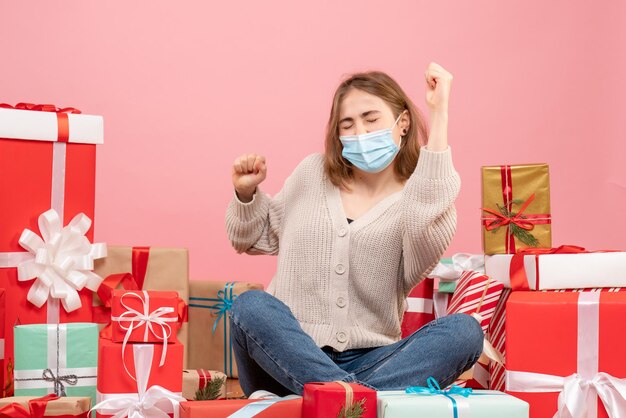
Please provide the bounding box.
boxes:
[229,290,483,396]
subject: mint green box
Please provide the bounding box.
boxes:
[377,390,529,417]
[435,258,457,293]
[14,323,98,408]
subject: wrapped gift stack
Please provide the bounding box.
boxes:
[0,103,105,413]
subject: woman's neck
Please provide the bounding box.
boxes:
[347,164,404,196]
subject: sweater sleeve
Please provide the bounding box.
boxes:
[401,146,461,292]
[225,186,285,256]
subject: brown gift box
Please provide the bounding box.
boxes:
[93,246,189,366]
[188,281,263,378]
[182,369,227,400]
[0,396,91,417]
[481,164,551,254]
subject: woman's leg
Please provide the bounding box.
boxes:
[229,290,361,396]
[339,314,484,390]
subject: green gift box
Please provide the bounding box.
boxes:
[377,390,529,417]
[13,323,98,408]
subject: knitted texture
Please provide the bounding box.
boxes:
[225,147,460,351]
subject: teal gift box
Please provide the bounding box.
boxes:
[377,389,529,418]
[13,323,98,408]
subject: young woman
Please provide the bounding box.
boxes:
[225,63,483,397]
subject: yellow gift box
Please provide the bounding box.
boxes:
[481,164,551,254]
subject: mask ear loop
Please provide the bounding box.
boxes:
[394,110,407,148]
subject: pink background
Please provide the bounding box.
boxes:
[2,2,624,286]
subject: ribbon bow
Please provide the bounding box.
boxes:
[41,368,78,397]
[482,193,538,232]
[16,209,107,312]
[406,377,472,418]
[209,286,237,333]
[91,344,185,418]
[429,254,486,281]
[112,291,178,378]
[0,102,81,114]
[507,371,626,418]
[0,394,60,418]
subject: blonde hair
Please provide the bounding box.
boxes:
[324,71,429,189]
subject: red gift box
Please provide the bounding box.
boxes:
[0,104,104,396]
[94,338,184,417]
[110,290,183,344]
[505,291,626,418]
[401,278,435,338]
[180,398,302,417]
[302,382,376,418]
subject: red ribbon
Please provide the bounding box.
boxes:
[509,245,615,290]
[0,394,67,418]
[92,273,140,325]
[197,369,210,390]
[132,246,151,289]
[0,102,81,143]
[481,165,552,253]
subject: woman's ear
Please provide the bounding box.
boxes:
[400,110,410,134]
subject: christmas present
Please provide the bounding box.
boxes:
[179,397,302,418]
[0,103,105,395]
[0,289,5,397]
[110,290,185,345]
[0,394,91,417]
[429,254,485,294]
[13,324,98,407]
[302,381,376,418]
[377,380,528,417]
[443,271,504,389]
[93,246,189,365]
[481,164,551,254]
[94,340,184,418]
[182,369,226,400]
[485,246,626,290]
[505,291,626,418]
[401,279,435,338]
[188,281,263,377]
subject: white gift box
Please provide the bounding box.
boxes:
[485,252,626,290]
[0,106,103,144]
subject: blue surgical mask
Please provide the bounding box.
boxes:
[339,113,403,173]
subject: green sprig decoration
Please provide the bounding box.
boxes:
[194,376,226,401]
[337,399,366,418]
[490,202,540,247]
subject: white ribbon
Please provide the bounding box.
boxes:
[91,344,185,418]
[0,209,107,313]
[506,292,626,418]
[429,254,485,282]
[111,291,178,377]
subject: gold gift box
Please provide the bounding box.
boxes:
[481,164,551,254]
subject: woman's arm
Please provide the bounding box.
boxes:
[400,63,459,291]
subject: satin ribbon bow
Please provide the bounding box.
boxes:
[506,371,626,418]
[112,291,178,377]
[16,209,107,312]
[0,103,81,114]
[406,377,472,418]
[429,254,486,281]
[209,288,237,333]
[0,394,60,418]
[91,345,185,418]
